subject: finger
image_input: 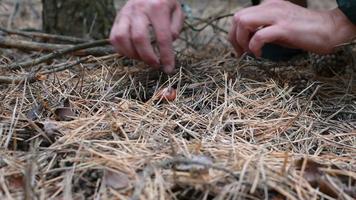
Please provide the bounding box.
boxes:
[149,7,175,74]
[170,3,185,41]
[130,14,160,68]
[235,20,252,52]
[233,7,276,30]
[228,17,243,57]
[110,15,139,59]
[249,25,286,57]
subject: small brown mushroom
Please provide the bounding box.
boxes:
[156,87,177,102]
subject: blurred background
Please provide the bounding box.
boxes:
[0,0,338,37]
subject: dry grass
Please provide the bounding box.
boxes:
[1,0,356,200]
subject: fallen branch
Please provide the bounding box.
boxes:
[1,39,111,70]
[0,74,37,84]
[0,35,71,50]
[130,157,239,200]
[0,27,88,43]
[0,36,115,56]
[0,54,121,84]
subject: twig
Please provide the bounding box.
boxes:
[41,57,92,75]
[0,27,88,44]
[0,74,37,84]
[130,157,239,200]
[0,60,86,84]
[0,35,71,50]
[182,13,233,33]
[1,39,111,70]
[0,54,120,84]
[0,36,115,56]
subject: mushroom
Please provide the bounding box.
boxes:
[156,87,177,102]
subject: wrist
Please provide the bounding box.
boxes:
[328,8,356,46]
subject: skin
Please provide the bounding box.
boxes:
[110,0,356,73]
[109,0,184,74]
[229,0,356,57]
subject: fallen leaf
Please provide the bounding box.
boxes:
[7,174,24,191]
[63,98,71,108]
[54,98,75,121]
[295,158,338,198]
[104,170,130,190]
[295,158,323,187]
[35,74,47,81]
[54,107,75,121]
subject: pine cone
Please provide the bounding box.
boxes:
[310,47,353,77]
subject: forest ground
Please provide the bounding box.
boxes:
[0,0,355,200]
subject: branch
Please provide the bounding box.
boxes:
[1,39,111,70]
[0,35,71,50]
[0,54,121,84]
[0,36,115,56]
[0,74,37,84]
[130,157,239,200]
[182,13,233,33]
[0,27,88,43]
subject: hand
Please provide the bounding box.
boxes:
[110,0,184,74]
[229,0,356,57]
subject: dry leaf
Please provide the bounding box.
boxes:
[63,98,71,108]
[54,107,75,121]
[104,170,130,190]
[7,174,24,191]
[296,158,323,187]
[35,74,47,81]
[295,158,338,198]
[54,98,75,121]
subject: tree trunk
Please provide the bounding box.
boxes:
[42,0,116,39]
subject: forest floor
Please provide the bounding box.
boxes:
[0,0,355,200]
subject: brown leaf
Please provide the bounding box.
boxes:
[104,170,130,190]
[319,179,339,198]
[54,98,75,121]
[54,107,75,121]
[295,158,338,198]
[35,74,47,81]
[295,158,323,187]
[63,98,71,108]
[7,174,24,191]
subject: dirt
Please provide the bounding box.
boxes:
[0,1,355,200]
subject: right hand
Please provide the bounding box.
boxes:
[228,0,356,58]
[110,0,184,74]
